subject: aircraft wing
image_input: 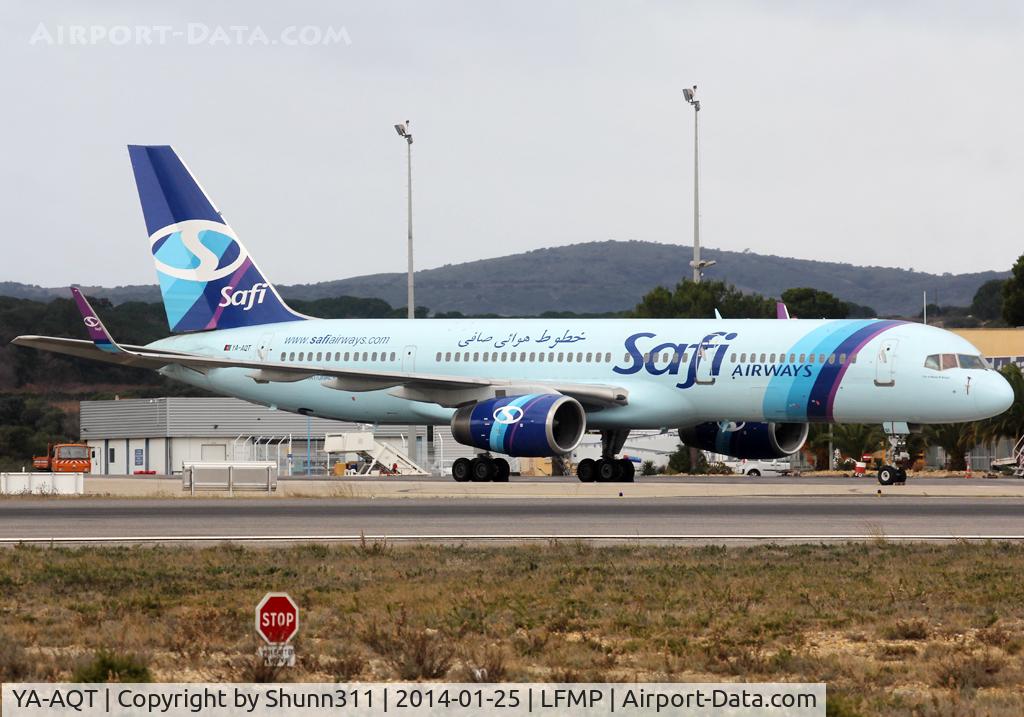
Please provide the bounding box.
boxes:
[11,289,629,409]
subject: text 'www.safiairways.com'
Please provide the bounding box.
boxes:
[4,683,825,717]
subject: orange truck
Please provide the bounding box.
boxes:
[32,443,91,473]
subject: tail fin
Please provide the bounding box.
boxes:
[127,145,306,333]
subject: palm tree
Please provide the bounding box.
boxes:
[922,423,978,471]
[977,364,1024,447]
[830,423,885,461]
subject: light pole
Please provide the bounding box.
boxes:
[394,121,414,319]
[683,86,715,283]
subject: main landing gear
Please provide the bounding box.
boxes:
[452,455,510,483]
[576,429,635,483]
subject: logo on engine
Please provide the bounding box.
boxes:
[493,405,524,425]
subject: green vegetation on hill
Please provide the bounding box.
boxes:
[0,241,1007,317]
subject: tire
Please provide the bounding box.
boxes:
[577,458,596,483]
[597,459,617,482]
[896,468,907,484]
[618,459,635,482]
[878,466,896,486]
[494,458,510,482]
[747,469,761,477]
[471,457,495,482]
[452,457,472,482]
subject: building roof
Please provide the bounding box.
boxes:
[951,328,1024,358]
[80,397,424,440]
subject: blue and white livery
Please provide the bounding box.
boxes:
[13,146,1014,484]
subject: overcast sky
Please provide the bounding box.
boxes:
[2,1,1022,287]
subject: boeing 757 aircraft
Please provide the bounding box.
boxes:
[12,146,1014,484]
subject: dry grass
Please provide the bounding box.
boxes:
[0,542,1022,715]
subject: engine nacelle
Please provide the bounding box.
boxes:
[679,421,808,460]
[451,394,586,457]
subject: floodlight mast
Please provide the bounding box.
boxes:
[684,85,715,283]
[395,121,415,319]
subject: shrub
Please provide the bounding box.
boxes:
[881,618,929,641]
[0,639,32,681]
[461,644,508,682]
[361,612,453,680]
[72,650,151,683]
[933,650,1005,690]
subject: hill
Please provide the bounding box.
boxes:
[1,242,1007,317]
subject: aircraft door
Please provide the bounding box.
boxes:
[402,345,416,372]
[874,339,898,387]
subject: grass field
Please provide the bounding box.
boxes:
[1,541,1023,716]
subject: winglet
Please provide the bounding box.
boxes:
[69,287,122,353]
[714,308,723,320]
[776,301,791,320]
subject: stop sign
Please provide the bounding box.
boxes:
[255,593,299,645]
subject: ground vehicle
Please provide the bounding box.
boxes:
[726,458,791,477]
[32,443,91,473]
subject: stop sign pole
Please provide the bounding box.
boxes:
[255,592,300,646]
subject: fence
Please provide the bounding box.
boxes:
[182,462,278,494]
[0,472,85,495]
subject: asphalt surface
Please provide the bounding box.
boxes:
[1,495,1022,543]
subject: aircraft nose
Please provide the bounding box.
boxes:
[975,372,1015,419]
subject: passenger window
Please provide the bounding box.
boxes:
[850,354,857,364]
[444,352,451,362]
[769,353,776,363]
[605,352,612,362]
[288,352,295,361]
[839,353,847,365]
[473,352,479,362]
[789,353,796,363]
[593,353,600,363]
[924,354,940,371]
[501,352,508,362]
[462,352,469,362]
[941,354,957,370]
[759,353,766,363]
[390,352,396,361]
[557,353,564,362]
[537,352,544,363]
[510,352,517,362]
[298,352,305,361]
[436,352,442,362]
[492,352,498,362]
[363,352,369,361]
[958,354,988,370]
[740,353,747,363]
[279,352,286,361]
[530,352,536,362]
[482,352,489,362]
[624,353,630,362]
[828,354,836,365]
[819,354,826,364]
[681,353,689,363]
[454,353,461,362]
[343,352,350,361]
[730,353,737,363]
[566,352,573,363]
[576,352,583,362]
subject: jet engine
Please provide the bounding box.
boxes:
[679,421,808,460]
[451,394,586,457]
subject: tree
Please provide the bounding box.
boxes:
[667,443,708,474]
[1002,255,1024,326]
[977,364,1024,445]
[633,280,775,319]
[923,423,977,471]
[830,424,885,461]
[972,279,1006,321]
[780,288,849,319]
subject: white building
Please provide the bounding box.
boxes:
[78,397,477,475]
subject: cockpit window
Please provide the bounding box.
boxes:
[941,354,958,370]
[957,354,988,370]
[924,354,941,371]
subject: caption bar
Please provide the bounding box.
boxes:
[4,683,824,717]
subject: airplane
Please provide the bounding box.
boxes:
[12,146,1014,485]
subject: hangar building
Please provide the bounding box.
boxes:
[79,397,474,476]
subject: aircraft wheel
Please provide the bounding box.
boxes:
[618,459,635,482]
[597,459,618,482]
[494,458,510,482]
[878,465,896,486]
[471,457,496,482]
[577,458,596,482]
[452,457,472,482]
[896,468,907,484]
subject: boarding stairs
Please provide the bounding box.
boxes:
[324,432,428,476]
[990,434,1024,477]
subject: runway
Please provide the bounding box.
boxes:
[1,495,1023,544]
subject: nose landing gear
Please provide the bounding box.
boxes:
[576,430,635,483]
[878,424,911,486]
